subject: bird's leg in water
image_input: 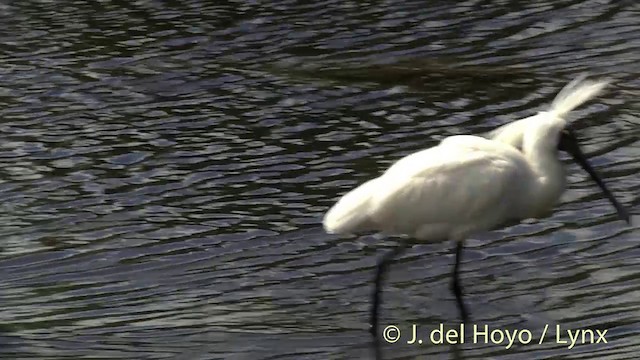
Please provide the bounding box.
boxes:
[451,240,469,323]
[371,242,407,338]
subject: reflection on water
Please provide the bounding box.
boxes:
[0,0,638,359]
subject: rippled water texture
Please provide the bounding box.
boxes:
[0,0,638,359]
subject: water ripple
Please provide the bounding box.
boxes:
[0,0,637,359]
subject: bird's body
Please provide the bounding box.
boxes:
[324,133,560,241]
[321,75,629,355]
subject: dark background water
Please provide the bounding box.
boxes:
[0,0,638,359]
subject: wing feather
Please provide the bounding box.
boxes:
[324,136,531,241]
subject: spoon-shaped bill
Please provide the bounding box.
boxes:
[562,136,630,224]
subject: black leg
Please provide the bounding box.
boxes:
[370,243,407,339]
[451,240,469,323]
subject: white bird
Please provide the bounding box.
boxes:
[322,75,630,342]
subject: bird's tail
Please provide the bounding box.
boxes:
[323,179,377,234]
[549,74,609,119]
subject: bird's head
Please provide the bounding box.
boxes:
[491,75,629,225]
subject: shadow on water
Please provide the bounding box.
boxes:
[272,58,532,89]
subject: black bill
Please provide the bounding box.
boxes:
[559,129,630,224]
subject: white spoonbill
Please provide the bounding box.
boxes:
[322,75,630,341]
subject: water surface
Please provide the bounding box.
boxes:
[0,0,639,359]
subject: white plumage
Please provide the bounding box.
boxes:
[323,76,608,242]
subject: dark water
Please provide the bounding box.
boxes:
[0,0,638,359]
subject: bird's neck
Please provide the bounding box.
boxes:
[522,138,566,218]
